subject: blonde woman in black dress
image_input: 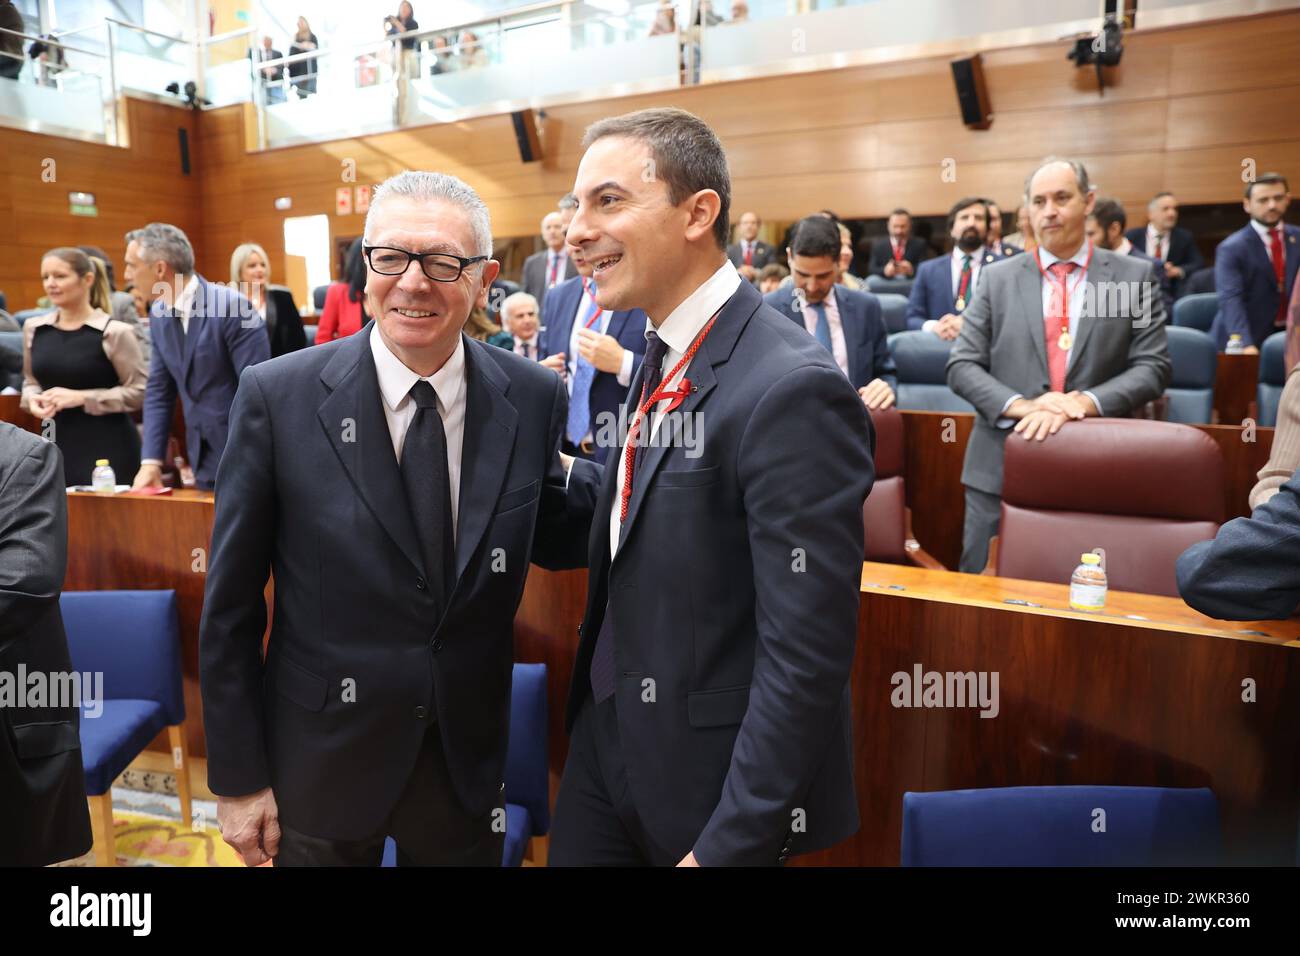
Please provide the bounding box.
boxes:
[21,248,146,485]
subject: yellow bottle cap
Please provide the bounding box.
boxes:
[1081,553,1101,565]
[96,459,109,466]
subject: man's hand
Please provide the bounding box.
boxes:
[933,313,963,340]
[1163,261,1184,280]
[883,260,897,278]
[895,259,914,278]
[859,379,895,410]
[218,787,281,866]
[540,353,567,378]
[576,329,625,374]
[677,851,700,867]
[1014,408,1068,441]
[40,387,85,413]
[1031,391,1090,420]
[131,463,164,491]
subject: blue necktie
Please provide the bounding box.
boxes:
[566,292,602,445]
[811,301,833,352]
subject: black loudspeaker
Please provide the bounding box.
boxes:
[178,128,191,175]
[951,54,992,130]
[511,109,542,164]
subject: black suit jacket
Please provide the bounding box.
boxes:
[764,284,897,392]
[266,286,308,358]
[199,324,595,840]
[563,279,874,865]
[867,236,929,277]
[1176,467,1300,621]
[727,240,776,271]
[0,424,93,866]
[1124,225,1204,276]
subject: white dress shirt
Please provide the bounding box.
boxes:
[1145,224,1165,260]
[997,240,1103,421]
[922,247,984,333]
[370,324,466,541]
[1250,218,1285,257]
[608,260,741,559]
[565,283,634,391]
[798,288,850,378]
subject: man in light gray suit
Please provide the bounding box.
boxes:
[947,157,1171,573]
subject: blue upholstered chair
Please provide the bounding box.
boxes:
[382,662,550,867]
[302,324,317,346]
[901,785,1221,866]
[866,275,914,297]
[0,329,23,392]
[888,331,975,413]
[60,590,191,867]
[1171,292,1218,333]
[1163,326,1217,424]
[1257,330,1288,427]
[876,293,909,335]
[311,285,329,311]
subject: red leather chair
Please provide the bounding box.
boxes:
[864,407,942,568]
[993,418,1224,596]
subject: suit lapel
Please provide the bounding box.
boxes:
[833,286,866,384]
[181,276,205,382]
[453,337,517,584]
[1287,226,1300,291]
[548,281,579,357]
[1068,252,1111,372]
[1016,254,1048,379]
[317,325,424,574]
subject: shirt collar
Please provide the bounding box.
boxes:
[1148,223,1163,239]
[952,245,985,263]
[1116,237,1133,256]
[650,259,743,355]
[1250,219,1281,243]
[1037,239,1091,270]
[174,274,200,317]
[514,334,538,348]
[370,323,466,413]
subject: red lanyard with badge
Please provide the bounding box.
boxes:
[619,309,721,523]
[1032,242,1094,351]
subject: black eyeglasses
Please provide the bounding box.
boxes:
[363,245,488,282]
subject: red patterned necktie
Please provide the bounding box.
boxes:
[1152,233,1164,260]
[1271,227,1288,326]
[1044,261,1077,392]
[743,242,753,266]
[547,253,559,287]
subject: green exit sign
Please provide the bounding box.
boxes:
[69,191,97,217]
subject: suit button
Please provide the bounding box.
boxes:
[431,638,444,652]
[414,706,427,719]
[416,576,427,591]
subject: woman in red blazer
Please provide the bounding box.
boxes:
[316,239,368,343]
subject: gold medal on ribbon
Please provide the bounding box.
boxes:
[1058,330,1072,351]
[955,296,965,312]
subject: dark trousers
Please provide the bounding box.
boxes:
[549,696,678,866]
[960,485,1002,574]
[275,724,504,866]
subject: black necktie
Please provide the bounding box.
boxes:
[588,330,670,704]
[400,381,454,612]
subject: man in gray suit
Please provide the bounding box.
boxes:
[521,210,576,306]
[947,157,1171,573]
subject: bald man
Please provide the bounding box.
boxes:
[522,210,577,305]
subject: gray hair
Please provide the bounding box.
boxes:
[500,291,539,324]
[557,192,578,211]
[364,170,493,257]
[1023,156,1093,201]
[126,222,195,275]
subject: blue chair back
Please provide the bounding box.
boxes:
[866,275,914,297]
[901,785,1221,866]
[1172,292,1218,332]
[506,662,550,835]
[302,324,317,345]
[876,293,909,334]
[1163,326,1217,424]
[1257,330,1288,427]
[311,285,329,311]
[59,590,185,725]
[0,329,22,390]
[888,331,974,413]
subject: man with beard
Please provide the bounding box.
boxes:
[906,197,1005,339]
[1213,174,1299,352]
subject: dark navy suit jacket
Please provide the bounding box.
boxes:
[1176,466,1300,620]
[764,284,897,392]
[906,248,1004,330]
[142,274,271,487]
[538,275,647,463]
[1124,225,1204,276]
[1212,223,1300,348]
[564,279,874,865]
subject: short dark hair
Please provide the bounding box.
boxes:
[889,208,911,219]
[582,107,731,249]
[947,197,988,234]
[758,262,789,282]
[1246,173,1289,199]
[788,215,841,261]
[1089,197,1127,234]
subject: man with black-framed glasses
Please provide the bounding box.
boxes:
[199,170,600,867]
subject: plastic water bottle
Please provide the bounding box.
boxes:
[1226,334,1245,355]
[1069,552,1107,611]
[91,459,116,494]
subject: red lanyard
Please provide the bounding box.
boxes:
[956,255,974,301]
[1033,242,1094,324]
[619,310,720,523]
[581,278,604,330]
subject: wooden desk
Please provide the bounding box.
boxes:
[514,561,1300,866]
[1215,352,1261,426]
[898,412,1275,572]
[65,490,215,757]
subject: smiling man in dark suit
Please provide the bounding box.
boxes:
[550,107,874,866]
[765,214,897,410]
[200,171,597,866]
